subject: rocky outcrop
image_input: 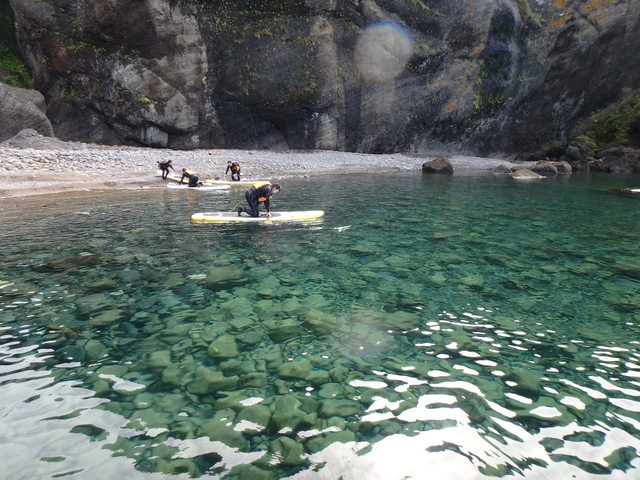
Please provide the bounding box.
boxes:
[530,161,558,177]
[512,168,543,180]
[7,0,640,154]
[422,156,453,174]
[553,160,572,175]
[1,128,79,149]
[538,140,640,173]
[0,83,53,141]
[591,147,640,173]
[493,164,513,176]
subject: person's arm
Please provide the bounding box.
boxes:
[170,164,175,170]
[225,165,230,175]
[263,190,271,215]
[179,173,186,184]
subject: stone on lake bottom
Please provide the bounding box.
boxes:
[277,358,312,380]
[208,335,239,358]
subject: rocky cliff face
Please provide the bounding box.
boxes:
[7,0,640,154]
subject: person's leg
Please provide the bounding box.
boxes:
[240,191,260,216]
[247,198,260,216]
[189,175,199,187]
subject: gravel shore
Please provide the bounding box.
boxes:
[0,136,526,198]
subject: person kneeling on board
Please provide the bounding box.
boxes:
[238,182,281,217]
[225,161,241,181]
[179,168,203,187]
[158,160,174,179]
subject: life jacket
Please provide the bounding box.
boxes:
[232,162,240,172]
[182,170,194,178]
[252,182,272,203]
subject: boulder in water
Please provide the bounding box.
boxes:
[422,156,454,174]
[512,168,544,180]
[530,161,558,176]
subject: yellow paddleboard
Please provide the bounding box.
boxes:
[191,211,325,223]
[204,179,269,186]
[158,172,187,183]
[167,183,229,191]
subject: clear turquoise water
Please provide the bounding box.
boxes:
[1,172,640,479]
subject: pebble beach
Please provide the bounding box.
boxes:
[0,135,526,198]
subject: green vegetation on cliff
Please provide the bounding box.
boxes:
[574,91,640,148]
[0,3,31,88]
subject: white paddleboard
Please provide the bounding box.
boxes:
[204,179,269,186]
[191,210,325,223]
[167,183,230,191]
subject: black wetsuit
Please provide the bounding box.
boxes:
[180,171,199,187]
[158,161,174,179]
[225,162,241,181]
[239,184,273,217]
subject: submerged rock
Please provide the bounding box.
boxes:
[608,188,640,198]
[613,261,640,280]
[302,309,338,334]
[208,335,239,358]
[40,254,100,272]
[205,265,247,289]
[236,404,271,431]
[88,309,126,327]
[187,368,238,394]
[83,339,107,360]
[305,430,357,454]
[268,437,306,466]
[147,350,172,368]
[271,395,313,432]
[201,409,246,450]
[319,399,363,418]
[267,319,301,343]
[305,369,331,386]
[75,293,112,314]
[277,359,312,380]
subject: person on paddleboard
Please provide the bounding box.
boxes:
[225,161,241,181]
[157,160,174,179]
[179,168,203,187]
[238,182,280,217]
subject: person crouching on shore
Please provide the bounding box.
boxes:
[226,161,241,181]
[179,168,202,187]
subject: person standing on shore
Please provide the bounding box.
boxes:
[238,182,280,217]
[158,160,174,179]
[225,161,241,181]
[179,168,202,187]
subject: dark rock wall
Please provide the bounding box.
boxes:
[7,0,640,154]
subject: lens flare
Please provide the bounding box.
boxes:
[354,21,414,83]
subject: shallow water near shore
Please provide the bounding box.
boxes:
[1,172,640,479]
